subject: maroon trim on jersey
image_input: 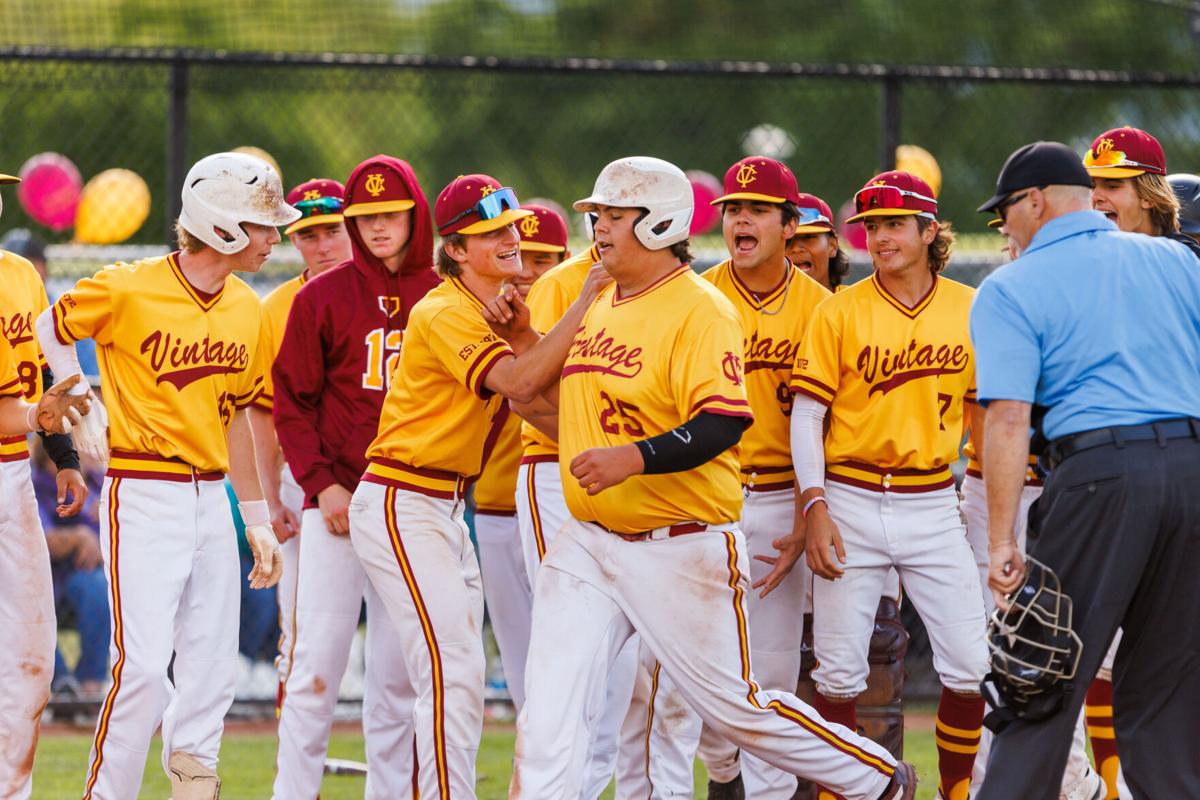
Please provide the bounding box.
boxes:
[361,472,460,500]
[519,454,559,466]
[612,264,691,306]
[791,385,832,408]
[167,252,223,310]
[370,456,460,481]
[729,260,795,309]
[870,271,939,319]
[475,508,517,517]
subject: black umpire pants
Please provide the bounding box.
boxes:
[977,432,1200,800]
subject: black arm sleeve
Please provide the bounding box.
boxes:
[634,412,746,475]
[38,366,80,472]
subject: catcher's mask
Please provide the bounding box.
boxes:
[980,556,1083,733]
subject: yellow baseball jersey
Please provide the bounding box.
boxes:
[0,335,19,398]
[472,412,522,513]
[51,252,266,477]
[0,251,50,461]
[364,276,513,498]
[254,271,308,412]
[559,266,752,533]
[791,272,976,492]
[702,260,830,491]
[520,244,600,460]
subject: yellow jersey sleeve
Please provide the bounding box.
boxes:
[53,266,117,346]
[426,304,514,399]
[0,337,19,397]
[234,312,267,410]
[790,300,841,407]
[671,310,754,421]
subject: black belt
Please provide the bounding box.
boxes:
[1043,418,1200,470]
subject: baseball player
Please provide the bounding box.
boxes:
[1168,172,1200,243]
[962,215,1105,800]
[347,173,608,799]
[36,151,288,799]
[790,170,987,800]
[616,156,831,800]
[0,167,90,798]
[785,193,852,291]
[272,157,438,798]
[473,203,570,712]
[513,209,641,800]
[509,156,916,800]
[248,177,352,714]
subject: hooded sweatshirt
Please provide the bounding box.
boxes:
[273,155,440,504]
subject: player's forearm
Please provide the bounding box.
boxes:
[982,400,1032,552]
[35,308,88,396]
[506,303,585,400]
[967,401,985,461]
[226,408,265,503]
[0,397,35,437]
[790,395,828,498]
[248,406,284,507]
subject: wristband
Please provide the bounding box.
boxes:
[239,500,270,527]
[25,404,39,433]
[801,496,827,518]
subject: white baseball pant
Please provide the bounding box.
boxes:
[349,480,484,800]
[274,464,303,698]
[517,458,639,799]
[82,474,238,800]
[0,455,54,800]
[961,473,1104,799]
[474,510,532,710]
[812,483,988,698]
[621,487,809,799]
[273,506,415,799]
[513,517,900,800]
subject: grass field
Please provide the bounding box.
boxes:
[31,723,941,799]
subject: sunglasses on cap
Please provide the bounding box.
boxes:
[294,196,345,218]
[443,186,521,229]
[1083,148,1159,173]
[796,207,832,227]
[853,185,937,216]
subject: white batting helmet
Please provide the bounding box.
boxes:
[178,152,301,255]
[574,156,693,250]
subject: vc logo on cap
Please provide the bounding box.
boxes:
[520,215,540,237]
[735,163,758,188]
[364,173,386,197]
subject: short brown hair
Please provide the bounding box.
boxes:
[917,218,956,275]
[173,219,207,253]
[1133,173,1181,235]
[669,239,694,264]
[435,234,466,278]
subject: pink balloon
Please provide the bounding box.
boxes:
[687,170,723,235]
[17,153,83,231]
[837,198,868,251]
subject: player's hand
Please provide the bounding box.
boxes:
[578,264,614,305]
[753,527,806,599]
[70,391,109,464]
[55,467,88,517]
[569,444,644,495]
[34,374,90,434]
[988,539,1025,611]
[246,523,283,589]
[317,484,353,536]
[481,284,534,343]
[805,504,846,580]
[73,530,104,572]
[271,503,301,544]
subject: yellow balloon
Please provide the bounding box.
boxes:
[232,146,283,183]
[896,144,943,198]
[75,169,151,245]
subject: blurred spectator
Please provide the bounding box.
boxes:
[225,480,281,699]
[30,440,108,699]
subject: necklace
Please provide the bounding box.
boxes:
[748,265,793,316]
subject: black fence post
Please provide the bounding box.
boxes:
[166,55,189,242]
[880,74,901,172]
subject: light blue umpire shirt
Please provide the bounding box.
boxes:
[970,209,1200,441]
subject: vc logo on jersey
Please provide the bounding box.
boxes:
[377,296,402,318]
[722,351,744,386]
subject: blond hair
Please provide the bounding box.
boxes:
[173,219,207,253]
[1133,173,1181,235]
[435,234,465,278]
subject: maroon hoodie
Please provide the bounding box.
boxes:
[273,155,441,504]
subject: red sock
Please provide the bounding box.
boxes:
[1086,678,1120,799]
[935,687,983,800]
[812,693,857,800]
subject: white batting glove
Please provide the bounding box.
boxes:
[245,523,283,589]
[72,392,109,464]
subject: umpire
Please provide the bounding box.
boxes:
[970,141,1200,799]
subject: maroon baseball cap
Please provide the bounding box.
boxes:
[1083,126,1166,179]
[846,171,938,223]
[712,156,801,206]
[793,193,836,234]
[516,204,568,253]
[435,174,532,236]
[284,178,346,235]
[344,163,415,218]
